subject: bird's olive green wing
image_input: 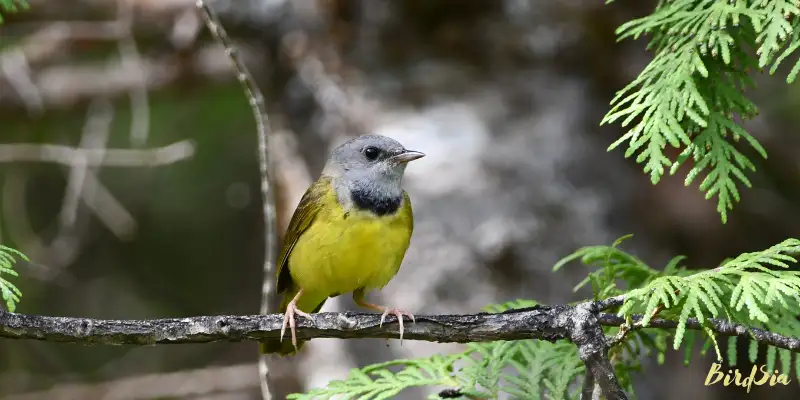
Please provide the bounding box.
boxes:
[275,177,333,294]
[403,191,414,234]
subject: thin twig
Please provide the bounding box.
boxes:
[0,48,43,112]
[195,2,277,400]
[69,172,138,239]
[598,313,800,352]
[592,294,625,312]
[602,287,673,346]
[2,172,84,276]
[2,363,260,400]
[437,388,488,400]
[607,304,663,347]
[55,98,138,239]
[12,21,125,63]
[59,97,114,228]
[0,141,195,166]
[116,0,150,147]
[1,136,189,264]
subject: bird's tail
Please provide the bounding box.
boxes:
[260,290,325,356]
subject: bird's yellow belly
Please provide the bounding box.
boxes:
[288,210,411,297]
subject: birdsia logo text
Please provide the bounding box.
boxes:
[704,362,791,393]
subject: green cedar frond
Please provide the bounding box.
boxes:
[602,0,800,222]
[728,336,739,366]
[750,0,800,69]
[0,0,28,23]
[287,354,481,400]
[505,341,584,400]
[296,237,800,398]
[670,112,764,223]
[462,341,519,398]
[559,236,800,380]
[0,245,26,312]
[553,234,660,299]
[615,238,800,376]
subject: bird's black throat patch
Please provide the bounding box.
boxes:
[350,187,402,216]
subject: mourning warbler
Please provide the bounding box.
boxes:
[260,134,425,356]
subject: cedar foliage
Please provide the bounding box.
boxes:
[290,237,800,399]
[0,246,25,312]
[602,0,800,222]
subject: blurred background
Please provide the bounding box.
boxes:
[1,0,799,399]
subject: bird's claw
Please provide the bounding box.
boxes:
[280,302,313,350]
[379,308,416,345]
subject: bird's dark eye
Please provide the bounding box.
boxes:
[363,146,380,160]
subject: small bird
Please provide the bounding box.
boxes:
[260,134,425,356]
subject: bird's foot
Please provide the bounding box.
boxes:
[378,307,416,345]
[280,300,313,351]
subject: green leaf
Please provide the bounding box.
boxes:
[0,245,26,312]
[602,0,786,222]
[749,339,759,363]
[727,337,738,366]
[604,237,800,360]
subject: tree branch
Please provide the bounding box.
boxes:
[0,303,627,397]
[0,306,570,345]
[5,304,800,398]
[568,304,627,400]
[581,372,601,400]
[592,295,625,312]
[598,313,800,352]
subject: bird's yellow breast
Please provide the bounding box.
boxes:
[287,186,413,298]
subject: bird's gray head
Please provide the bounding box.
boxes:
[323,134,425,213]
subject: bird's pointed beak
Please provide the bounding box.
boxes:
[392,150,425,164]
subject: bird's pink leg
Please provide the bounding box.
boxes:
[280,289,313,350]
[353,289,415,345]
